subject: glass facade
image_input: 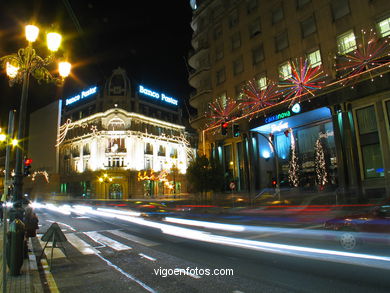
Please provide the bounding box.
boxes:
[356,105,384,178]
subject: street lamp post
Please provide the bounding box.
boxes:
[98,173,113,199]
[257,132,281,201]
[1,24,71,202]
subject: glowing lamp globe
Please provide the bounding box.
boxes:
[47,32,62,52]
[0,133,6,142]
[59,62,71,78]
[6,62,19,78]
[25,25,39,42]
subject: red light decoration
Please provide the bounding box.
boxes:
[205,97,239,128]
[336,28,390,86]
[278,58,326,105]
[240,79,281,120]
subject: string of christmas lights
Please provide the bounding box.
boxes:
[205,96,239,128]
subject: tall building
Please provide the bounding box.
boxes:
[27,68,196,199]
[188,0,390,200]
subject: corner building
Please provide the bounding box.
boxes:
[188,0,390,201]
[30,68,196,200]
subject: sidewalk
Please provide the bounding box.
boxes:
[0,223,43,293]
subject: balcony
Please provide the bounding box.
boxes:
[105,147,127,153]
[189,88,212,109]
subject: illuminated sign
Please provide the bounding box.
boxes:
[271,122,289,133]
[139,85,178,106]
[265,110,291,124]
[65,86,97,106]
[264,103,301,124]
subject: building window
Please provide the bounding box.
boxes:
[307,49,322,67]
[215,45,224,61]
[145,143,153,155]
[275,31,289,52]
[216,68,226,85]
[229,9,239,28]
[331,0,350,21]
[257,75,267,90]
[233,57,244,75]
[377,17,390,38]
[252,45,264,65]
[355,105,384,179]
[278,61,292,80]
[272,6,284,24]
[231,32,241,50]
[337,30,356,55]
[246,0,258,14]
[158,145,166,156]
[297,0,311,8]
[249,17,261,38]
[213,25,223,40]
[301,15,316,38]
[145,158,152,170]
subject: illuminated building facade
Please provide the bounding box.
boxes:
[188,0,390,200]
[26,68,196,199]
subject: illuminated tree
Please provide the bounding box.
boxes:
[315,138,328,189]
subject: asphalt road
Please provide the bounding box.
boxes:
[31,205,390,293]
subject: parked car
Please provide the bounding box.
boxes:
[323,205,390,249]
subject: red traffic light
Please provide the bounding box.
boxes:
[24,158,33,166]
[222,122,229,128]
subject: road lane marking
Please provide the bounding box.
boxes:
[106,229,159,247]
[84,231,132,251]
[66,233,97,255]
[95,253,156,293]
[138,253,157,262]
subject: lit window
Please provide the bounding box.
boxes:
[278,62,292,80]
[257,75,267,90]
[377,17,390,38]
[307,49,322,67]
[337,30,356,55]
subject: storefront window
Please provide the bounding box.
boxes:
[356,106,384,178]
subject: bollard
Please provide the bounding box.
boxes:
[6,219,25,276]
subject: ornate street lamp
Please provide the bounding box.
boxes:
[0,24,71,202]
[98,173,113,199]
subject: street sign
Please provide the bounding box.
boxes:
[229,182,236,190]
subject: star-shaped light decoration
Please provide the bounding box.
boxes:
[336,28,390,87]
[240,79,280,120]
[278,57,326,105]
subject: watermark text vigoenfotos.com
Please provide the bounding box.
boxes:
[154,267,234,278]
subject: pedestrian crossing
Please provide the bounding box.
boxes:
[37,229,160,259]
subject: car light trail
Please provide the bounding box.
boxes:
[37,203,390,270]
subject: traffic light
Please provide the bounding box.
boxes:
[271,179,277,188]
[233,124,240,137]
[24,158,32,176]
[221,121,228,135]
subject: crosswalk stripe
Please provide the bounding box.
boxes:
[106,230,159,247]
[84,231,132,251]
[66,233,97,255]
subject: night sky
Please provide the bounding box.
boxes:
[0,0,194,126]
